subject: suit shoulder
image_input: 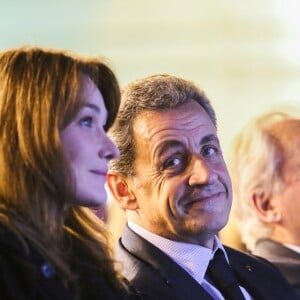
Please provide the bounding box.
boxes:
[116,238,166,285]
[116,239,180,300]
[225,245,284,271]
[224,245,300,299]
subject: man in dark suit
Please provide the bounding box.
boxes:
[229,110,300,295]
[107,74,299,299]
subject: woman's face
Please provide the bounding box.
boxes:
[60,77,119,207]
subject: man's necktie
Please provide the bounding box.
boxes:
[206,250,246,300]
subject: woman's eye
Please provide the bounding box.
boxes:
[80,116,93,127]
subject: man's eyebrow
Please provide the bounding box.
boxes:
[200,134,219,145]
[156,140,183,157]
[156,135,220,157]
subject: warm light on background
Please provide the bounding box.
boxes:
[2,0,300,248]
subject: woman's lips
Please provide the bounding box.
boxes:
[90,169,107,176]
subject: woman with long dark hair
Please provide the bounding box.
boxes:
[0,47,138,299]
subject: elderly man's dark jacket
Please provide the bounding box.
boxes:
[116,225,299,300]
[253,238,300,296]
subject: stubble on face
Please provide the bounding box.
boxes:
[126,102,232,247]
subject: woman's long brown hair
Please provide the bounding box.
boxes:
[0,47,122,293]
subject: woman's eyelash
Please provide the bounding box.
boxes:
[80,116,93,127]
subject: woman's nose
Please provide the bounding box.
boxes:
[98,133,120,160]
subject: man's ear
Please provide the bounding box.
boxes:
[252,192,281,223]
[106,172,139,211]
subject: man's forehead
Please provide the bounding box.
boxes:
[132,105,217,151]
[133,110,157,130]
[133,100,212,128]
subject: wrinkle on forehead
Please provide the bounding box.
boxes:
[132,102,219,170]
[133,101,215,143]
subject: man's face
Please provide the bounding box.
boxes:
[127,100,232,247]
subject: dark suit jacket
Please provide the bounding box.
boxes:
[253,239,300,296]
[116,225,299,300]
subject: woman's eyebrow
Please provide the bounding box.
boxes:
[85,103,100,113]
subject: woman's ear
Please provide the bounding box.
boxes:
[252,192,281,223]
[106,172,139,210]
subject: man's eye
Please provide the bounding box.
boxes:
[80,116,93,127]
[202,146,218,157]
[163,156,183,169]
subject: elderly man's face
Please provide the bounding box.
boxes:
[128,100,232,247]
[269,122,300,244]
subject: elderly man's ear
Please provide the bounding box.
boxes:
[251,192,282,223]
[107,172,139,210]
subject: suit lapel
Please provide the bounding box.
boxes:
[121,225,214,300]
[226,246,264,298]
[225,246,298,300]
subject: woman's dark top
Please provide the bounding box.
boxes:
[0,225,141,300]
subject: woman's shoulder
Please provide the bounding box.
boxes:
[0,226,39,298]
[0,225,74,300]
[0,225,29,267]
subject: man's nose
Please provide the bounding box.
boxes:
[188,156,216,186]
